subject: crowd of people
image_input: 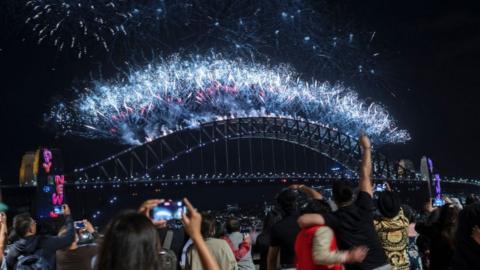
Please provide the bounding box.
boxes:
[0,134,480,270]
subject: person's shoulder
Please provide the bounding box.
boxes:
[355,191,373,207]
[356,190,372,200]
[314,225,333,234]
[397,210,410,226]
[78,244,99,253]
[282,213,300,225]
[55,248,66,255]
[209,238,229,247]
[210,238,234,253]
[229,231,243,238]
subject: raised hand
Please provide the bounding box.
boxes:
[83,219,95,233]
[359,133,371,149]
[138,199,167,228]
[359,132,373,196]
[181,198,203,240]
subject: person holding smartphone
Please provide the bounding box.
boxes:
[56,219,98,270]
[6,204,75,269]
[96,198,220,270]
[138,199,189,267]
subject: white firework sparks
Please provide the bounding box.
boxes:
[47,55,410,144]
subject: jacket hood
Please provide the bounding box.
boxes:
[12,236,40,255]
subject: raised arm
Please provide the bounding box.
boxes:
[290,184,323,200]
[43,204,75,252]
[0,213,6,265]
[182,198,220,270]
[312,226,368,265]
[297,214,325,228]
[359,134,373,196]
[222,235,251,261]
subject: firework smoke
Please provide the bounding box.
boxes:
[47,55,409,145]
[22,0,378,82]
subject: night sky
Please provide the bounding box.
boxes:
[1,0,480,184]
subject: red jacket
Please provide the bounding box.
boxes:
[295,225,343,270]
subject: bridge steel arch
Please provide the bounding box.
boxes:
[74,117,414,182]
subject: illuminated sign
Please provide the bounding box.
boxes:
[42,149,52,174]
[38,148,65,219]
[49,175,65,218]
[433,173,442,201]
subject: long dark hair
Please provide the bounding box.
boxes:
[437,204,460,249]
[262,210,283,235]
[96,211,160,270]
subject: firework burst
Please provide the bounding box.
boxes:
[47,54,409,145]
[22,0,379,83]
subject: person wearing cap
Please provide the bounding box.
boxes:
[374,184,410,270]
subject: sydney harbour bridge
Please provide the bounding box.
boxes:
[72,116,416,184]
[4,116,479,223]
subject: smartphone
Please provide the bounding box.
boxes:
[375,183,386,192]
[74,221,85,229]
[150,200,186,222]
[53,205,64,215]
[433,198,445,207]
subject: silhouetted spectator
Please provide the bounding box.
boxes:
[6,205,74,269]
[451,202,480,270]
[98,198,221,270]
[402,205,423,270]
[253,211,282,270]
[465,194,480,206]
[267,188,300,270]
[415,204,460,270]
[56,220,98,270]
[185,213,237,270]
[295,200,367,270]
[374,189,410,269]
[298,135,390,270]
[224,218,255,270]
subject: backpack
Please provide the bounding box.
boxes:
[158,230,178,270]
[14,254,52,270]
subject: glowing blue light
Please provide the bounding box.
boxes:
[42,186,51,193]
